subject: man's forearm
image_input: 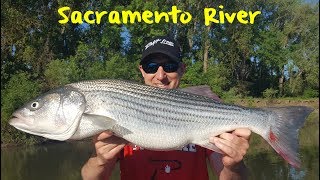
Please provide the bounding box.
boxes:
[81,156,117,180]
[219,161,248,180]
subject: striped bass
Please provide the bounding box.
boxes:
[9,79,313,168]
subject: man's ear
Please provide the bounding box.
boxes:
[180,63,186,75]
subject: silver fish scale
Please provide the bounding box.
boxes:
[67,79,269,149]
[70,80,268,129]
[69,79,245,112]
[87,80,251,111]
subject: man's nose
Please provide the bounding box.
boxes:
[155,66,167,80]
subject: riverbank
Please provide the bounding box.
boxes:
[233,98,319,109]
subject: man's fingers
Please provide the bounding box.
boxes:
[219,133,245,149]
[213,138,237,158]
[96,131,114,141]
[92,131,113,143]
[95,135,128,149]
[208,130,251,169]
[232,128,251,140]
[214,138,245,165]
[97,142,124,156]
[96,143,126,165]
[219,133,236,143]
[108,143,126,157]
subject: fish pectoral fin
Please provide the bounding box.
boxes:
[194,140,223,154]
[82,114,133,137]
[69,114,118,140]
[82,114,117,129]
[112,124,133,137]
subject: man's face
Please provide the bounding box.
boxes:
[139,54,185,89]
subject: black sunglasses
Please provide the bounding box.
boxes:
[141,61,180,74]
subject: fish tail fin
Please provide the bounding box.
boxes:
[262,106,313,168]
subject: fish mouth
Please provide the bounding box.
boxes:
[8,112,35,132]
[8,117,36,136]
[9,112,25,126]
[9,113,48,138]
[9,111,80,141]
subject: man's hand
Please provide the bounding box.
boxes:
[209,128,251,179]
[81,131,128,180]
[210,128,251,168]
[94,131,128,165]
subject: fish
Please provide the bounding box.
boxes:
[8,79,313,168]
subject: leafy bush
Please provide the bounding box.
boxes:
[222,87,241,103]
[44,59,80,88]
[181,61,206,87]
[1,73,42,144]
[303,88,319,98]
[262,88,279,98]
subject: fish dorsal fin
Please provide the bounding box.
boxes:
[180,85,221,101]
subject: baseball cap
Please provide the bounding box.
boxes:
[141,36,182,64]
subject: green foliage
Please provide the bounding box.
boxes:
[1,73,41,121]
[180,61,206,87]
[221,87,241,103]
[44,59,80,89]
[1,73,42,144]
[233,82,252,98]
[262,88,279,99]
[85,61,108,80]
[205,63,230,97]
[285,75,305,96]
[104,54,139,80]
[85,54,140,81]
[303,88,319,98]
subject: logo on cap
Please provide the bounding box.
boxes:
[145,38,174,50]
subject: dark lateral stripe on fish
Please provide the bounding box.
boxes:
[69,80,243,111]
[83,91,242,127]
[85,90,252,129]
[72,82,244,114]
[106,93,236,125]
[81,87,248,122]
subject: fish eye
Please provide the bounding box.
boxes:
[31,102,39,109]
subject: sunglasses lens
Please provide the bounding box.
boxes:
[142,62,159,73]
[142,61,179,74]
[163,63,179,73]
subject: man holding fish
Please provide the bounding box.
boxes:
[81,36,251,180]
